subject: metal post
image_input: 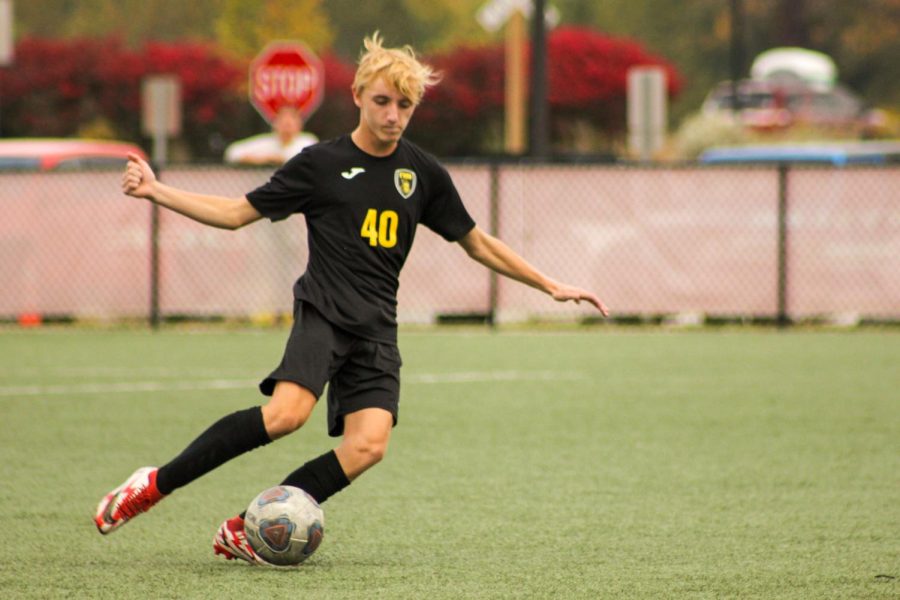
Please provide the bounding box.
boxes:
[149,105,167,330]
[149,136,165,330]
[487,161,500,328]
[776,163,790,327]
[149,194,161,329]
[142,75,180,329]
[529,0,549,158]
[148,103,167,331]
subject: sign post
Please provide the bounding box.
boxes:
[141,75,182,165]
[627,67,667,162]
[140,75,181,329]
[249,41,324,124]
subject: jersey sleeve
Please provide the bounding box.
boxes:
[245,149,316,221]
[420,163,476,242]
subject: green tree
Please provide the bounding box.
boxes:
[553,0,729,120]
[214,0,334,58]
[804,0,900,105]
[553,0,900,117]
[402,0,488,51]
[12,0,899,136]
[322,0,487,60]
[15,0,222,44]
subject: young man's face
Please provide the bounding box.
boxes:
[353,76,416,150]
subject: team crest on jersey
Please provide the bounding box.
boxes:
[394,169,417,199]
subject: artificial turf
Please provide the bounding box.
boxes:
[0,328,897,598]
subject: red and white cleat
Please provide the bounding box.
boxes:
[95,467,164,535]
[213,515,274,566]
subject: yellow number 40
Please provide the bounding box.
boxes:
[360,209,398,248]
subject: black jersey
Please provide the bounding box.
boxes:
[246,135,476,344]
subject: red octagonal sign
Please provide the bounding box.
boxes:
[249,41,325,124]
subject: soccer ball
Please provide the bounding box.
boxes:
[244,485,325,566]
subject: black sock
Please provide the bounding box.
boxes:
[155,406,271,495]
[283,450,351,504]
[238,451,350,519]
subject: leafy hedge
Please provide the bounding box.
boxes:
[1,28,680,158]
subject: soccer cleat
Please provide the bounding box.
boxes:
[94,467,164,535]
[213,515,274,566]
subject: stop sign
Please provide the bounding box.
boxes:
[249,41,324,124]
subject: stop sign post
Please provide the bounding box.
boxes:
[250,41,324,124]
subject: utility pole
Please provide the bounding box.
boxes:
[504,9,527,154]
[529,0,549,157]
[476,0,530,155]
[729,0,745,113]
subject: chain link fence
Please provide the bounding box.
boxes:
[2,163,898,326]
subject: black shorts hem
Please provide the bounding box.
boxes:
[259,376,324,398]
[328,397,398,438]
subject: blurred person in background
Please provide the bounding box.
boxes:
[95,32,608,566]
[224,105,318,165]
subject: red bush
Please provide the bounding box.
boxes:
[0,28,681,158]
[547,27,681,136]
[409,26,682,154]
[0,37,245,157]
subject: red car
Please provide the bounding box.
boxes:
[0,138,147,171]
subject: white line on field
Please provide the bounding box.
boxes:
[0,366,260,378]
[0,370,585,397]
[407,370,586,384]
[0,379,258,397]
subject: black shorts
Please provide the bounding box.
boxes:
[259,301,402,437]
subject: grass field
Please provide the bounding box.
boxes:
[1,327,898,599]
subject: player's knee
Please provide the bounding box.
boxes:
[270,410,309,436]
[262,404,311,438]
[263,382,316,439]
[347,436,388,467]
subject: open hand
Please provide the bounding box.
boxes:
[551,283,610,317]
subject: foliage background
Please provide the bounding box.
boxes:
[3,0,899,157]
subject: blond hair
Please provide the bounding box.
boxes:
[352,32,441,105]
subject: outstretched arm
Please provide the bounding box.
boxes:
[457,226,609,317]
[121,153,262,230]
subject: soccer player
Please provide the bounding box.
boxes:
[97,33,608,565]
